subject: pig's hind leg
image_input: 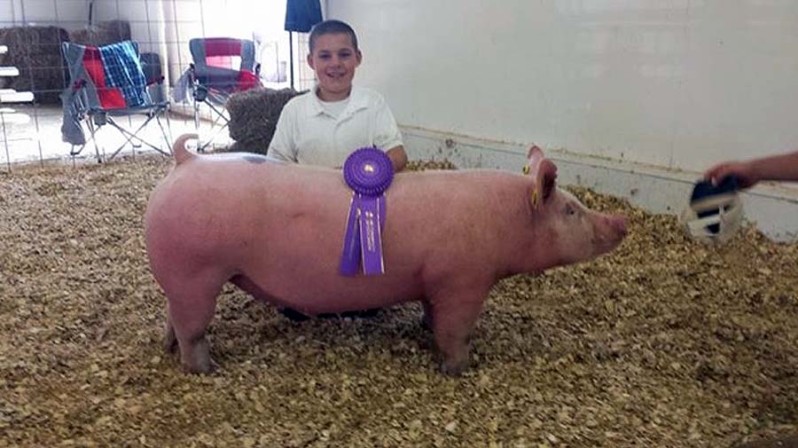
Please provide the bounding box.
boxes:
[428,288,489,376]
[160,271,226,374]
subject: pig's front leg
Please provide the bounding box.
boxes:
[428,287,489,376]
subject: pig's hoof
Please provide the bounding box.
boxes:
[439,359,468,377]
[163,335,179,354]
[182,358,218,375]
[180,338,217,374]
[163,322,178,353]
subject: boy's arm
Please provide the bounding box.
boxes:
[267,102,299,163]
[371,95,406,171]
[705,150,798,189]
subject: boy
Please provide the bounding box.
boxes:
[267,19,408,172]
[269,20,406,321]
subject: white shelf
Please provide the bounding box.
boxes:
[0,90,34,103]
[0,66,20,77]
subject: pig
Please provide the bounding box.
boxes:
[144,134,627,375]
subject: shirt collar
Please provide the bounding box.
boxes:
[307,85,369,118]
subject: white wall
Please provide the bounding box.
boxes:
[92,0,165,54]
[0,0,292,92]
[0,0,88,28]
[98,0,292,88]
[5,0,797,239]
[329,0,798,241]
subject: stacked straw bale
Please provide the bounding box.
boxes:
[0,26,70,104]
[69,20,132,47]
[0,20,132,105]
[225,87,303,154]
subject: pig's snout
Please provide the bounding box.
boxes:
[593,214,628,254]
[608,215,628,237]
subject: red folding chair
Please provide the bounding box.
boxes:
[187,37,261,151]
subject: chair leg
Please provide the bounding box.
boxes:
[125,114,143,150]
[105,117,144,160]
[105,114,171,160]
[69,117,95,158]
[196,99,230,152]
[87,115,103,163]
[193,97,204,152]
[157,111,173,156]
[1,113,10,171]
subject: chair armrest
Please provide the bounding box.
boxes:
[192,65,243,88]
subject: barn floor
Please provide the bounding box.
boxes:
[0,156,796,447]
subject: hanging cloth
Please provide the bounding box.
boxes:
[284,0,323,32]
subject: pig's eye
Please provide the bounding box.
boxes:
[565,204,577,216]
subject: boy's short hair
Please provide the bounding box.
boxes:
[309,19,359,53]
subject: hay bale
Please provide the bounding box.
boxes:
[0,26,70,104]
[225,87,303,154]
[69,20,132,46]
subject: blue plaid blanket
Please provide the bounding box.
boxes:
[100,41,148,107]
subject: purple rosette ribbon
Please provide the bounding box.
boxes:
[339,147,394,276]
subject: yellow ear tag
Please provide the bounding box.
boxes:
[530,189,540,208]
[522,165,530,175]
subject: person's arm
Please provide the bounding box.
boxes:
[386,145,408,172]
[704,150,798,189]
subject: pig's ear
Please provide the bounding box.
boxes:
[540,160,557,202]
[524,145,558,209]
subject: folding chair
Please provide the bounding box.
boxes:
[61,40,172,161]
[186,37,261,151]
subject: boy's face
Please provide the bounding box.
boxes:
[307,32,362,101]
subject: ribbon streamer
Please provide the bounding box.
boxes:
[339,148,394,276]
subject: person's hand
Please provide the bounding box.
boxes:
[703,161,759,189]
[386,146,408,172]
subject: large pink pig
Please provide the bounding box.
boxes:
[145,134,627,375]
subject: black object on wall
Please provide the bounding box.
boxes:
[284,0,322,89]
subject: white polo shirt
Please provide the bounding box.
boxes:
[267,86,403,167]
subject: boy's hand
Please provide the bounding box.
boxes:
[386,146,408,172]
